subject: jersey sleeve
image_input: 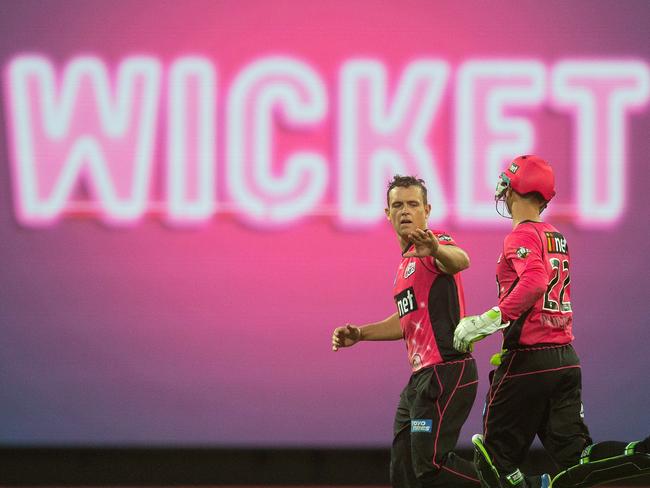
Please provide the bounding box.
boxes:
[422,231,458,272]
[498,227,547,323]
[432,232,456,246]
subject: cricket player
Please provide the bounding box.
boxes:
[453,155,650,488]
[332,175,480,487]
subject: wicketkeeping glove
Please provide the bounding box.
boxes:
[453,307,510,353]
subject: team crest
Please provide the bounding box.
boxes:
[516,247,531,258]
[509,162,520,173]
[404,261,416,278]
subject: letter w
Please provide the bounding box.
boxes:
[5,56,161,225]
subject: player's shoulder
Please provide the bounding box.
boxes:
[504,221,546,247]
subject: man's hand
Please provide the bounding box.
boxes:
[332,324,362,351]
[402,229,439,258]
[453,307,509,353]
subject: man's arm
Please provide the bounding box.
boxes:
[498,259,546,322]
[434,244,470,275]
[402,229,470,274]
[332,312,402,351]
[453,229,546,352]
[497,233,547,322]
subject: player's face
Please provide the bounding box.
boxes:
[505,187,514,213]
[385,186,431,239]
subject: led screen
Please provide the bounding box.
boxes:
[1,0,649,446]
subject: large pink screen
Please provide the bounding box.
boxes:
[1,0,649,446]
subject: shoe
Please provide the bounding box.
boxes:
[472,434,493,463]
[472,434,502,487]
[524,474,551,488]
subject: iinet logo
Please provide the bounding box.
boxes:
[3,54,649,228]
[395,287,417,318]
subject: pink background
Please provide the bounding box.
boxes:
[1,0,649,446]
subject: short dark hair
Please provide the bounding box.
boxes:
[514,189,547,207]
[386,175,428,206]
[513,190,548,213]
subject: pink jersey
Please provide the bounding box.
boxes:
[496,221,574,349]
[393,231,468,372]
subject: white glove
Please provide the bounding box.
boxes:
[453,307,509,353]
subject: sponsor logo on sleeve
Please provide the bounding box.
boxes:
[411,419,433,433]
[395,287,418,318]
[516,247,531,258]
[403,261,416,279]
[437,233,452,242]
[545,231,569,254]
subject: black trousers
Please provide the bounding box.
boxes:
[483,344,592,476]
[391,357,480,488]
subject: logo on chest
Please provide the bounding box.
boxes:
[403,261,416,279]
[395,287,418,318]
[545,231,569,254]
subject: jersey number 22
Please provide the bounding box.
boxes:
[543,258,572,312]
